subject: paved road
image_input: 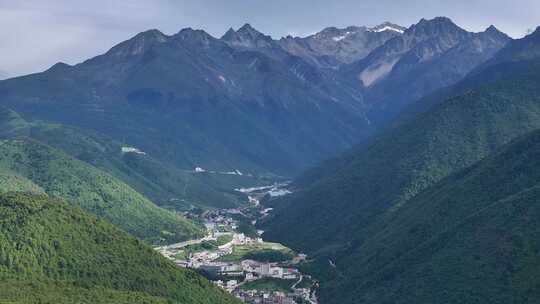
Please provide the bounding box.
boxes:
[291,275,303,290]
[157,234,212,251]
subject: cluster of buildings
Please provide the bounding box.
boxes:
[202,210,239,231]
[155,186,317,304]
[242,260,299,280]
[180,232,264,268]
[215,279,241,293]
[233,290,300,304]
[205,260,313,302]
[200,259,300,282]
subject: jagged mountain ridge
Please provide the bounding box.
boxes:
[0,18,512,177]
[0,25,370,176]
[345,17,511,123]
[262,28,540,304]
[278,22,405,68]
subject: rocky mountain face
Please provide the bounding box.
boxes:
[278,22,405,68]
[477,26,540,69]
[0,25,369,176]
[0,18,512,177]
[345,17,511,122]
[222,23,276,49]
[262,29,540,304]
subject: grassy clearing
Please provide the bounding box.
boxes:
[216,234,234,246]
[181,241,219,257]
[218,242,294,262]
[240,278,296,292]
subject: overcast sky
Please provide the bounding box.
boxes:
[0,0,539,78]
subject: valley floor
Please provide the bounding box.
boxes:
[156,184,317,304]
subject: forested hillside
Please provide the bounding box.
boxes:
[263,29,540,303]
[0,107,264,210]
[265,58,540,252]
[0,138,203,244]
[0,193,239,303]
[320,129,540,304]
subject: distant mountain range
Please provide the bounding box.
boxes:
[0,15,538,304]
[346,17,511,122]
[262,27,540,304]
[0,17,510,177]
[279,22,405,68]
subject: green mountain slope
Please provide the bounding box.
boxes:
[0,107,265,210]
[322,129,540,304]
[0,193,239,303]
[262,29,540,304]
[0,138,203,244]
[264,59,540,252]
[0,281,169,304]
[0,169,44,194]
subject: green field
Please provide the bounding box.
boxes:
[176,241,220,259]
[173,235,234,260]
[216,234,234,246]
[240,278,296,292]
[218,242,294,262]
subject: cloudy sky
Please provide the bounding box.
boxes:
[0,0,538,78]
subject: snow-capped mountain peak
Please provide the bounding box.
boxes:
[368,22,406,34]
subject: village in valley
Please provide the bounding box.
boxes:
[155,183,318,304]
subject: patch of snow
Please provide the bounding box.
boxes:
[332,31,351,42]
[368,26,404,34]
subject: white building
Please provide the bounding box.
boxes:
[121,146,146,155]
[259,263,271,276]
